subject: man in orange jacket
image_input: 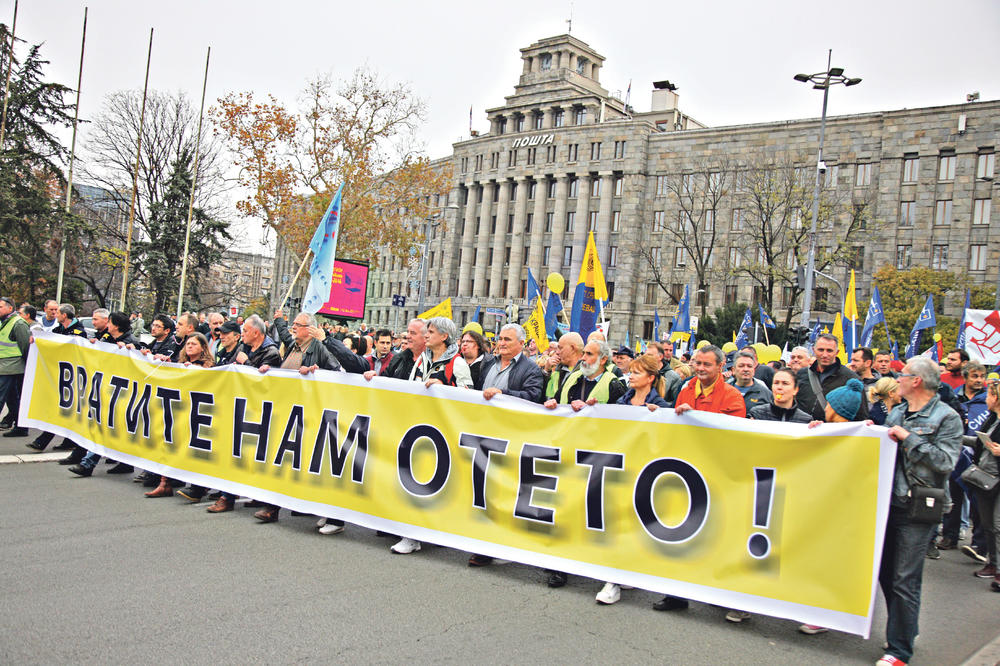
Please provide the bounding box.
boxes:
[653,344,745,612]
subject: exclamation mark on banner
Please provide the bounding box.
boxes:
[747,468,775,559]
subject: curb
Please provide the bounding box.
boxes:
[0,452,67,465]
[962,630,1000,666]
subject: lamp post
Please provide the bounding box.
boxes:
[416,204,459,314]
[795,51,862,328]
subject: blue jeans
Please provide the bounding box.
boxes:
[879,503,936,662]
[79,450,101,470]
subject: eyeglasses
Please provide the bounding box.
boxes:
[897,373,916,378]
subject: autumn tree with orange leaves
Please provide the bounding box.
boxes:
[213,68,450,284]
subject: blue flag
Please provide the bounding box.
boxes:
[735,328,750,350]
[526,269,541,304]
[569,232,609,341]
[859,287,885,347]
[544,291,563,341]
[688,330,697,353]
[472,305,481,323]
[739,307,752,334]
[809,320,821,344]
[672,286,691,339]
[890,340,900,361]
[956,290,971,349]
[653,310,661,342]
[906,296,936,359]
[302,184,344,313]
[624,330,630,348]
[758,304,776,329]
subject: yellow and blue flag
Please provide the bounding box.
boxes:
[569,232,609,340]
[758,304,776,330]
[302,184,344,313]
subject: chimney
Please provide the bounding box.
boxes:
[651,80,678,112]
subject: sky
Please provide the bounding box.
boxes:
[5,0,999,254]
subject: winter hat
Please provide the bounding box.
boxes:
[826,378,864,420]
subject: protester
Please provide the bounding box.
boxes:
[940,349,969,391]
[140,314,180,361]
[382,319,427,380]
[647,342,683,404]
[420,317,473,389]
[481,324,544,403]
[611,345,635,382]
[0,296,30,438]
[656,345,744,613]
[366,328,395,376]
[968,380,1000,590]
[868,376,902,426]
[90,308,111,342]
[795,333,868,421]
[748,368,812,423]
[874,350,897,379]
[38,300,58,331]
[727,351,773,414]
[459,330,492,390]
[849,347,879,387]
[205,312,226,355]
[18,303,37,329]
[877,357,963,665]
[545,332,584,400]
[213,321,243,365]
[788,346,812,373]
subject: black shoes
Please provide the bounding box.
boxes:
[468,554,494,567]
[68,465,93,477]
[107,463,133,474]
[2,427,28,438]
[653,596,689,611]
[177,487,206,502]
[26,439,48,451]
[53,439,75,450]
[58,449,85,466]
[546,571,567,588]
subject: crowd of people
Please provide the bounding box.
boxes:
[1,295,998,666]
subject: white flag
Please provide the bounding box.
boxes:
[963,309,1000,365]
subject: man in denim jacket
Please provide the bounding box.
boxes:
[878,357,963,666]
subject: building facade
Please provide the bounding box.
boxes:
[354,34,998,338]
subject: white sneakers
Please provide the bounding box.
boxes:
[725,609,752,623]
[391,537,421,554]
[319,523,345,535]
[316,517,328,528]
[595,582,621,605]
[799,624,829,635]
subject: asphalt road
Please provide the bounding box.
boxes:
[1,427,998,665]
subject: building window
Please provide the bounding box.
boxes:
[653,211,665,232]
[645,283,657,305]
[526,147,536,165]
[677,210,690,231]
[614,140,626,159]
[848,246,864,271]
[673,247,687,268]
[485,279,491,295]
[563,246,573,267]
[525,213,533,234]
[588,211,598,231]
[497,117,506,135]
[507,214,514,233]
[516,115,525,132]
[490,152,499,169]
[855,163,872,187]
[565,211,575,231]
[735,171,747,191]
[702,246,713,267]
[460,157,469,173]
[493,186,500,202]
[608,246,618,267]
[977,151,995,179]
[724,285,738,306]
[732,208,744,231]
[567,143,578,161]
[542,246,550,264]
[540,53,552,70]
[935,199,953,225]
[490,215,497,233]
[474,217,480,234]
[612,210,621,231]
[568,178,579,198]
[544,212,554,232]
[546,146,556,162]
[780,286,793,308]
[504,246,511,266]
[973,198,991,225]
[895,244,911,269]
[902,154,919,183]
[475,155,483,171]
[590,178,601,197]
[553,109,564,128]
[650,247,661,265]
[590,142,601,160]
[728,246,741,267]
[970,244,988,271]
[548,180,557,198]
[574,107,585,125]
[823,165,839,188]
[614,176,623,196]
[655,175,667,196]
[681,173,693,193]
[931,244,948,269]
[704,209,715,232]
[533,113,543,130]
[938,152,956,180]
[899,201,916,226]
[527,181,537,200]
[509,150,517,167]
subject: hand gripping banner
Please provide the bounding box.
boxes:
[21,332,896,637]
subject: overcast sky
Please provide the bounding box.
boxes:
[6,0,999,253]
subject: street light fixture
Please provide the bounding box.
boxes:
[795,51,862,329]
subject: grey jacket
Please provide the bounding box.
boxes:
[885,395,964,506]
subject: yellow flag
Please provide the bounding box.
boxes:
[523,296,549,353]
[578,232,609,301]
[844,270,858,322]
[418,297,452,320]
[832,312,848,364]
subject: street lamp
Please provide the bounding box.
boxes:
[795,51,861,328]
[417,204,459,314]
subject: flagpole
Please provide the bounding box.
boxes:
[279,247,311,313]
[176,46,211,319]
[763,322,770,346]
[55,7,87,303]
[0,0,17,150]
[119,28,153,312]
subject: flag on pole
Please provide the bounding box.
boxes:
[624,330,630,349]
[671,286,691,342]
[906,296,936,359]
[544,291,564,341]
[758,304,776,329]
[735,328,750,350]
[469,105,473,133]
[653,310,661,342]
[956,291,971,349]
[859,286,885,348]
[780,342,791,363]
[963,309,1000,364]
[301,185,344,314]
[844,270,858,357]
[890,340,900,361]
[809,320,821,344]
[523,296,549,353]
[418,297,452,320]
[738,307,752,335]
[832,312,847,364]
[921,344,939,362]
[472,305,481,323]
[526,268,542,304]
[569,231,609,341]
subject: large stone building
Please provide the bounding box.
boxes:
[354,33,998,338]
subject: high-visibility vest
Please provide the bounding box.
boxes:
[0,314,25,360]
[559,369,616,404]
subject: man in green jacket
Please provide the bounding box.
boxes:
[0,297,31,437]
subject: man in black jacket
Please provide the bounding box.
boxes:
[795,333,868,421]
[481,323,544,404]
[381,318,427,381]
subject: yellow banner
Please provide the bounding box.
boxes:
[21,332,895,637]
[417,297,452,320]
